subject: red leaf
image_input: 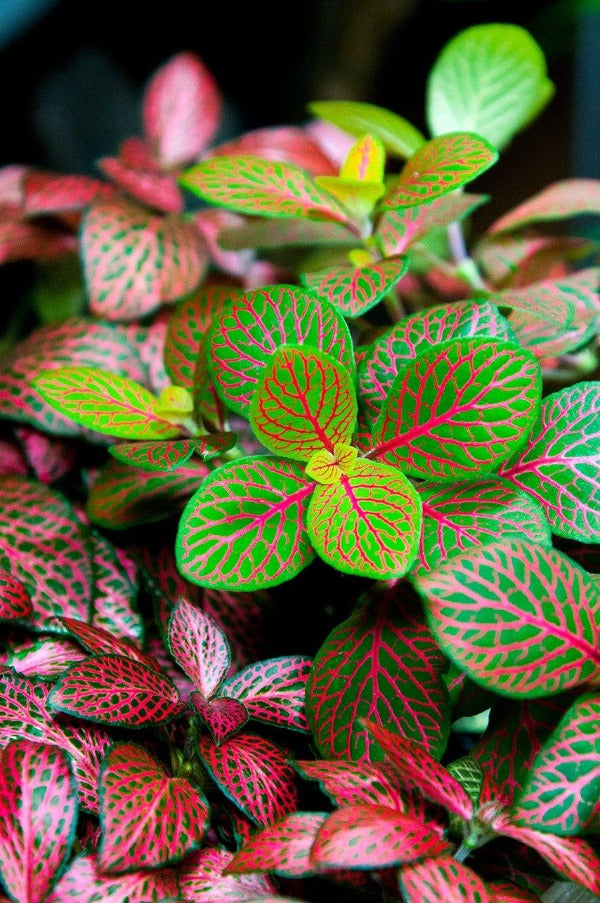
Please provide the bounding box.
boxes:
[0,569,32,620]
[295,759,407,812]
[23,171,114,214]
[311,804,450,869]
[226,812,326,878]
[178,847,275,903]
[0,739,77,903]
[211,125,338,175]
[400,854,495,902]
[221,655,312,732]
[48,654,184,727]
[59,617,152,667]
[363,719,474,819]
[143,53,222,166]
[47,853,178,902]
[191,692,249,743]
[98,154,184,213]
[198,732,299,826]
[99,742,208,872]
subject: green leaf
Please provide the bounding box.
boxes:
[415,539,600,698]
[250,346,356,462]
[307,459,421,580]
[379,133,497,210]
[370,337,542,481]
[513,691,600,835]
[176,456,315,590]
[426,23,554,150]
[308,100,426,158]
[302,256,407,318]
[33,367,181,440]
[109,435,236,472]
[180,155,351,225]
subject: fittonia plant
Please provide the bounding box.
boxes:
[0,19,599,903]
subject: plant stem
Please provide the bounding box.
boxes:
[453,843,471,863]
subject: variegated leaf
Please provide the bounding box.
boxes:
[295,759,407,812]
[400,854,495,902]
[208,285,354,416]
[176,456,315,590]
[46,854,178,902]
[0,674,111,813]
[0,569,32,620]
[5,636,86,679]
[0,739,77,903]
[87,530,143,645]
[168,597,229,696]
[379,133,497,209]
[48,654,184,727]
[191,693,249,743]
[310,804,450,869]
[178,847,275,903]
[370,338,541,480]
[220,656,312,732]
[375,192,487,257]
[490,179,600,234]
[415,539,600,697]
[308,100,426,158]
[99,742,208,872]
[180,155,352,225]
[302,255,407,318]
[143,52,222,166]
[307,586,449,762]
[226,812,325,878]
[500,383,600,540]
[197,732,298,826]
[23,170,114,214]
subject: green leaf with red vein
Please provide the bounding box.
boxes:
[59,617,152,667]
[308,100,426,158]
[500,383,600,541]
[415,539,600,697]
[191,693,249,743]
[98,742,208,872]
[176,456,315,590]
[376,192,488,257]
[358,301,514,426]
[180,155,352,225]
[295,759,408,812]
[0,475,92,631]
[489,179,600,234]
[208,285,354,416]
[250,346,356,461]
[81,198,205,320]
[168,598,229,696]
[512,691,600,835]
[46,853,178,903]
[143,52,222,166]
[310,804,450,870]
[0,318,148,436]
[226,812,325,878]
[110,434,235,472]
[86,457,208,529]
[48,654,184,727]
[495,820,600,895]
[415,478,551,575]
[364,719,474,819]
[34,366,181,440]
[400,854,495,903]
[379,133,497,210]
[0,569,32,620]
[220,655,312,732]
[164,282,244,389]
[370,338,541,480]
[0,739,77,903]
[307,459,421,580]
[218,215,356,251]
[0,674,111,813]
[306,586,449,762]
[197,732,298,826]
[178,847,275,903]
[23,170,114,214]
[302,255,407,318]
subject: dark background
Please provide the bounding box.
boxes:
[0,0,595,233]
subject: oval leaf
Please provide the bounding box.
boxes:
[513,691,600,835]
[308,100,426,158]
[191,693,249,744]
[370,338,541,480]
[178,847,275,903]
[376,192,488,257]
[47,853,178,903]
[400,854,495,903]
[302,255,407,318]
[308,459,421,580]
[48,654,184,727]
[250,346,356,461]
[180,155,351,225]
[168,598,229,697]
[220,656,312,732]
[0,570,32,620]
[306,587,449,761]
[0,739,77,903]
[197,732,298,826]
[226,812,326,878]
[99,742,208,872]
[500,383,600,541]
[208,285,354,416]
[176,456,315,590]
[415,539,600,697]
[490,178,600,233]
[426,23,554,150]
[379,133,497,210]
[295,759,407,812]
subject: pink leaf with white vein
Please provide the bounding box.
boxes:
[168,597,230,696]
[220,655,312,732]
[47,853,178,903]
